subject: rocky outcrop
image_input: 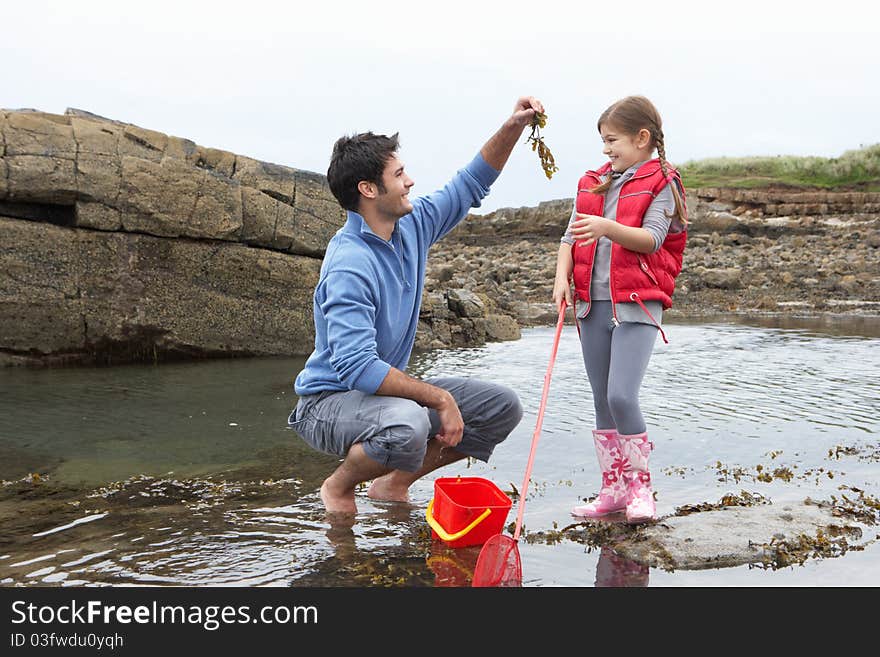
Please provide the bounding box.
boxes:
[414,202,579,344]
[416,188,880,345]
[610,501,863,571]
[3,108,878,366]
[0,108,345,365]
[1,218,320,365]
[0,107,555,365]
[530,495,870,572]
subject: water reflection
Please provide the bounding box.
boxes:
[325,514,358,562]
[426,544,482,587]
[594,548,649,587]
[423,540,651,588]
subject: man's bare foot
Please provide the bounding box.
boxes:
[367,474,410,503]
[320,480,357,515]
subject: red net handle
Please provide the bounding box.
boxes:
[512,300,567,541]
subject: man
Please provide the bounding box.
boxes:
[289,96,543,515]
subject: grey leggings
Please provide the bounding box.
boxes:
[578,301,658,435]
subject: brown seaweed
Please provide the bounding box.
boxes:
[527,112,559,180]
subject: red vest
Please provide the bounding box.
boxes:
[572,159,687,310]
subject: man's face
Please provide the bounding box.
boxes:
[374,154,415,219]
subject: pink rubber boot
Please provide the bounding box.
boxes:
[619,432,656,524]
[571,429,630,518]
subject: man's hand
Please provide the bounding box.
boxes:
[509,96,545,130]
[434,390,464,447]
[375,368,463,446]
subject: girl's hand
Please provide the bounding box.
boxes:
[570,213,612,245]
[552,277,572,310]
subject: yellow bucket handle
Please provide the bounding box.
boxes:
[425,498,492,542]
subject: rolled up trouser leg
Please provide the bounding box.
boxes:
[424,376,523,463]
[288,389,432,473]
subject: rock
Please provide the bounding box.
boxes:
[701,267,744,289]
[756,295,778,310]
[507,301,559,326]
[835,274,859,293]
[0,218,321,366]
[0,108,343,365]
[120,156,243,240]
[484,313,521,342]
[435,265,454,283]
[611,501,862,571]
[0,108,344,255]
[423,184,880,346]
[446,288,485,318]
[698,211,740,233]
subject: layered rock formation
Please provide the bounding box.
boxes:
[0,108,547,366]
[3,108,878,366]
[0,108,344,365]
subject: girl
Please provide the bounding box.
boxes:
[553,95,687,524]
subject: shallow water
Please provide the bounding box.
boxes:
[1,316,878,587]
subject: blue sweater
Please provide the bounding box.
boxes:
[294,153,499,396]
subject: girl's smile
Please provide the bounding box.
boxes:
[600,123,653,172]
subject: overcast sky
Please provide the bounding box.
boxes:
[4,1,878,214]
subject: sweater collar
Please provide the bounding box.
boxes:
[344,210,397,242]
[614,160,651,181]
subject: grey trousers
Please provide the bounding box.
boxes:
[578,300,658,435]
[288,377,523,473]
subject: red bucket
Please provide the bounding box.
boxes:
[426,476,512,549]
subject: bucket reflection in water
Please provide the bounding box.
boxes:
[427,544,483,587]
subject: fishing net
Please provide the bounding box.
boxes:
[471,533,522,587]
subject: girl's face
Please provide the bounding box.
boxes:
[599,122,653,172]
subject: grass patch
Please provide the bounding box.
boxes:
[678,143,880,190]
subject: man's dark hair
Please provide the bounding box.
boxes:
[326,132,400,212]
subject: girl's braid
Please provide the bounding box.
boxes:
[653,127,687,224]
[654,127,669,178]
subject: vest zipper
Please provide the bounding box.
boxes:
[579,170,619,324]
[609,246,620,326]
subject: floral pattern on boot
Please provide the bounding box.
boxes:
[620,434,656,524]
[572,430,630,518]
